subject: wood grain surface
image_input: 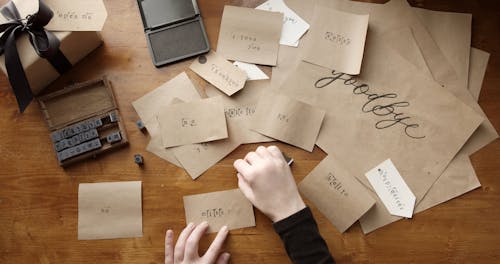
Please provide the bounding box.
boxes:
[0,0,499,263]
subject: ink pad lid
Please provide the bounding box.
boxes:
[138,0,200,30]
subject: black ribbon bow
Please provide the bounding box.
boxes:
[0,0,72,112]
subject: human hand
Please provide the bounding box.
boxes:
[165,222,230,264]
[233,146,306,223]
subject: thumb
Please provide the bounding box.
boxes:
[215,252,231,264]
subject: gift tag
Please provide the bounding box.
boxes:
[44,0,108,31]
[233,61,269,81]
[365,159,416,218]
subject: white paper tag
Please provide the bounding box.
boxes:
[233,61,269,81]
[365,159,416,218]
[256,0,309,47]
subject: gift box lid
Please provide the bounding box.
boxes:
[37,77,118,131]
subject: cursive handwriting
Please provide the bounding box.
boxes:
[314,70,425,139]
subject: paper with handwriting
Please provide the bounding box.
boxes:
[78,181,142,240]
[302,6,368,75]
[190,51,247,96]
[217,5,283,66]
[183,189,255,233]
[45,0,108,31]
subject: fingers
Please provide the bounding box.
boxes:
[165,230,174,264]
[267,145,283,160]
[215,252,231,264]
[204,226,229,262]
[256,146,272,159]
[237,173,254,196]
[244,151,261,165]
[233,159,251,176]
[174,223,195,262]
[184,221,209,260]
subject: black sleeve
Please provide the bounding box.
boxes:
[273,207,335,264]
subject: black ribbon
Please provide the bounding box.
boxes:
[0,0,72,112]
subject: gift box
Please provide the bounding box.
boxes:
[0,0,108,112]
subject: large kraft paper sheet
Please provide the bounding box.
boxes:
[216,5,283,66]
[278,37,483,211]
[183,189,255,233]
[299,155,375,233]
[78,181,143,240]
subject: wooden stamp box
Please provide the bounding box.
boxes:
[37,77,128,167]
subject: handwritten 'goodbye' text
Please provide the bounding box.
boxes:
[314,71,425,139]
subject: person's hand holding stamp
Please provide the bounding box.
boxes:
[233,146,306,222]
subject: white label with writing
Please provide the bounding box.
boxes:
[365,159,416,218]
[256,0,310,47]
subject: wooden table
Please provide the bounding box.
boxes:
[1,0,499,263]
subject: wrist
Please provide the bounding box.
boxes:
[270,197,306,223]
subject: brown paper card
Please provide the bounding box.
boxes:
[190,51,247,96]
[158,96,228,148]
[183,189,255,233]
[44,0,108,31]
[299,155,375,233]
[132,72,201,167]
[468,48,490,101]
[78,181,142,240]
[205,80,274,144]
[250,91,325,152]
[216,5,283,66]
[302,6,369,75]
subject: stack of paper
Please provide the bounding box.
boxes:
[131,0,497,235]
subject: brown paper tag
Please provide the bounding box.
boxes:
[183,189,255,233]
[190,51,247,96]
[78,181,142,240]
[216,5,283,66]
[299,155,375,233]
[44,0,108,31]
[302,6,369,75]
[158,96,228,148]
[250,90,325,152]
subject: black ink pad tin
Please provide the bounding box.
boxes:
[137,0,210,67]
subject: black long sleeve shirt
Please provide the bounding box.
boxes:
[273,207,335,264]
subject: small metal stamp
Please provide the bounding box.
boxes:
[198,55,207,64]
[134,154,144,166]
[136,120,146,132]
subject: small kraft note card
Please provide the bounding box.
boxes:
[299,155,375,233]
[78,181,143,240]
[183,189,255,233]
[250,91,325,152]
[190,51,247,96]
[158,96,228,148]
[302,6,369,75]
[365,159,416,218]
[217,5,283,66]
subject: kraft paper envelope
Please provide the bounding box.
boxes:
[132,72,201,167]
[78,181,142,240]
[183,189,255,233]
[216,5,283,66]
[250,91,325,152]
[158,96,228,148]
[299,155,375,233]
[302,6,369,75]
[468,48,490,101]
[190,51,247,96]
[278,38,483,206]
